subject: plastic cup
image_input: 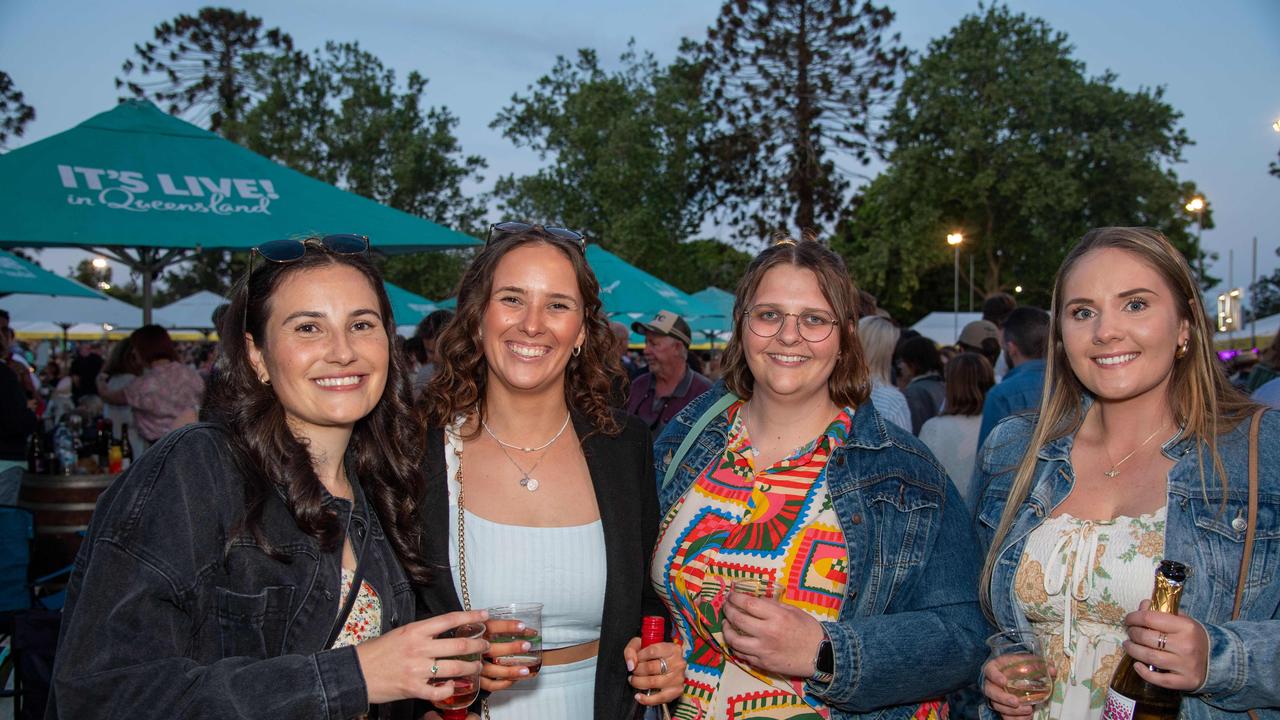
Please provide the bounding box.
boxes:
[485,602,544,677]
[986,630,1052,705]
[731,578,783,600]
[431,621,486,710]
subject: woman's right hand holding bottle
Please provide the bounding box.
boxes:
[355,610,489,705]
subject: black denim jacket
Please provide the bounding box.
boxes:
[46,423,415,720]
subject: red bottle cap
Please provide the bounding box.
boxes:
[640,615,665,648]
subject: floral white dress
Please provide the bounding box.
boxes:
[1014,507,1167,719]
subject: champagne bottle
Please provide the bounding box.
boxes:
[1100,559,1189,720]
[630,616,671,720]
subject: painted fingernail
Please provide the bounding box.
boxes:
[518,667,530,676]
[516,622,526,630]
[627,659,636,672]
[521,642,532,651]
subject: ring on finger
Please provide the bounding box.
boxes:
[658,657,670,675]
[430,660,440,678]
[1157,633,1167,651]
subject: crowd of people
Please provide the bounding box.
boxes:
[1,223,1277,720]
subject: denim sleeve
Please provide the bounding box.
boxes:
[806,481,992,712]
[48,540,368,720]
[1196,618,1280,711]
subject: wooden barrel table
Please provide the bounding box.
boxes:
[19,472,117,576]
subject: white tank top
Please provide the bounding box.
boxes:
[444,430,606,649]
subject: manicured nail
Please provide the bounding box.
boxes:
[518,667,530,676]
[516,622,526,630]
[627,659,636,672]
[521,642,532,651]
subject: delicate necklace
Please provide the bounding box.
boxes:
[482,412,571,452]
[1102,423,1168,478]
[481,412,571,492]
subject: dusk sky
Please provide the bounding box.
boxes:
[3,0,1278,303]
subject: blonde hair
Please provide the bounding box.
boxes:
[857,316,900,385]
[979,227,1258,618]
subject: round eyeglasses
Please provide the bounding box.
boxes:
[745,304,839,343]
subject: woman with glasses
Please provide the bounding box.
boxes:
[416,223,683,719]
[977,228,1278,720]
[651,236,989,720]
[48,236,488,719]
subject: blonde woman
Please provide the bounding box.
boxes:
[857,315,911,432]
[975,227,1279,719]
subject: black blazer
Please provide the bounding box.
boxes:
[417,409,667,719]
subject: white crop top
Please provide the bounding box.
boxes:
[445,429,606,650]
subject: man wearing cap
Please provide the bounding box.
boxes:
[626,309,712,436]
[956,319,1001,370]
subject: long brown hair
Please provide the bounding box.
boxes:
[720,236,870,408]
[942,352,994,417]
[420,228,623,437]
[203,242,430,584]
[979,227,1258,616]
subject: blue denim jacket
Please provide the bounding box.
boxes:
[974,408,1280,719]
[654,383,991,719]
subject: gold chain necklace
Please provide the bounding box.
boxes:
[1102,424,1168,478]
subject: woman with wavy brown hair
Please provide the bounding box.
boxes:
[417,223,682,719]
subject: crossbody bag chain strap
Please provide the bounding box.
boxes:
[453,444,492,720]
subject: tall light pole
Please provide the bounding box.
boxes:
[947,232,963,342]
[1185,196,1205,284]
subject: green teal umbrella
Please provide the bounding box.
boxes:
[383,281,441,328]
[689,286,736,346]
[0,100,479,320]
[586,245,716,321]
[0,249,104,298]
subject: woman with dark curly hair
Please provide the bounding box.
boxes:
[47,236,488,719]
[417,223,683,718]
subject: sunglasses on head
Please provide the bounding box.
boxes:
[240,234,371,334]
[487,222,586,253]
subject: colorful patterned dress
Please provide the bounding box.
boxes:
[1014,507,1167,719]
[651,402,947,720]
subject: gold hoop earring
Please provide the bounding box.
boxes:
[572,345,582,357]
[259,376,271,385]
[1174,341,1189,360]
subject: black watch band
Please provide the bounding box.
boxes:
[811,635,834,684]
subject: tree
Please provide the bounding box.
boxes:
[698,0,908,239]
[835,5,1207,322]
[1251,248,1280,320]
[117,7,293,134]
[230,42,487,234]
[71,259,143,305]
[0,71,35,149]
[223,42,487,300]
[492,43,745,291]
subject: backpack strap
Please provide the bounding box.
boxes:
[661,392,740,492]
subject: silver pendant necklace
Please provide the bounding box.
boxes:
[482,412,571,491]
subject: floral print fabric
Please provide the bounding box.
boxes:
[332,568,382,648]
[1014,507,1166,719]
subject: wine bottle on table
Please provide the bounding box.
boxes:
[630,616,671,720]
[1100,559,1190,720]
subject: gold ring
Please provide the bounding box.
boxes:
[1157,633,1167,651]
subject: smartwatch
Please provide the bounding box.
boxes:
[811,632,834,684]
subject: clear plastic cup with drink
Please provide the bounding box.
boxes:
[485,602,543,678]
[430,621,486,710]
[731,577,784,600]
[986,630,1052,704]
